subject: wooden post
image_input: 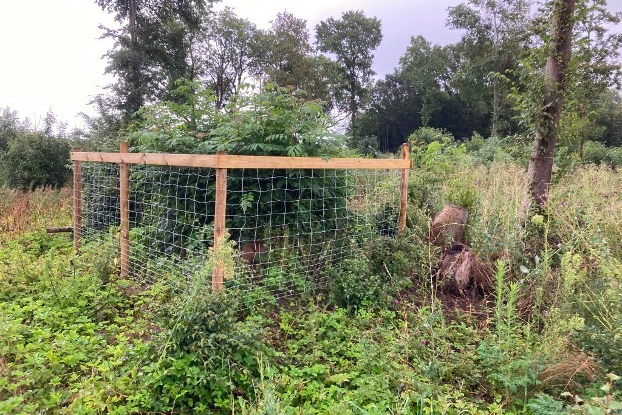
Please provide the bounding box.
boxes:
[398,143,410,232]
[119,142,130,278]
[73,148,82,252]
[212,152,228,290]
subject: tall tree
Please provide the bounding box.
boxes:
[95,0,216,123]
[566,0,622,158]
[0,107,23,152]
[256,12,336,105]
[592,89,622,147]
[195,7,258,109]
[0,109,71,190]
[356,72,423,152]
[399,36,453,127]
[315,10,382,130]
[258,12,313,88]
[448,0,531,136]
[357,35,493,151]
[80,94,125,151]
[522,0,576,216]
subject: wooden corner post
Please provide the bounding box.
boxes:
[398,143,411,232]
[212,152,228,290]
[119,142,130,278]
[72,148,82,251]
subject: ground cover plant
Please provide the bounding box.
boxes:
[1,133,621,414]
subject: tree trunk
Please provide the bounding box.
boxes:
[521,0,575,219]
[129,0,137,45]
[492,77,499,137]
[128,0,142,119]
[350,77,357,132]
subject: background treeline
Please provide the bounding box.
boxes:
[1,0,621,191]
[0,109,73,191]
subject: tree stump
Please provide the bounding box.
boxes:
[431,204,494,298]
[430,204,469,247]
[437,243,494,298]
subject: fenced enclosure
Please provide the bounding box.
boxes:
[71,143,410,305]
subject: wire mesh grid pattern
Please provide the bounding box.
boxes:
[74,149,409,308]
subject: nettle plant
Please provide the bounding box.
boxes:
[129,81,349,253]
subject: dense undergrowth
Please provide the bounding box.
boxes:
[1,134,621,414]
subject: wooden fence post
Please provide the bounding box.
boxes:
[212,152,228,290]
[398,143,411,232]
[119,142,130,278]
[73,148,82,252]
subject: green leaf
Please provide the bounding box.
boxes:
[608,401,622,410]
[326,373,352,385]
[586,406,605,415]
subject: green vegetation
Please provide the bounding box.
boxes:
[2,137,621,413]
[125,84,350,260]
[0,109,72,191]
[2,1,622,413]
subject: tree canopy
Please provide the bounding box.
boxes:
[78,0,622,155]
[316,10,383,130]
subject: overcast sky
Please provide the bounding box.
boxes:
[0,0,620,129]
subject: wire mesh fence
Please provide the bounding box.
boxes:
[73,146,410,308]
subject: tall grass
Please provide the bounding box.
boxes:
[548,165,622,374]
[408,146,621,384]
[412,156,527,264]
[551,164,622,259]
[0,187,72,239]
[461,162,527,263]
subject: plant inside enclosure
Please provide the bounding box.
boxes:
[126,84,351,254]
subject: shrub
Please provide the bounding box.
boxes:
[0,132,71,190]
[461,133,519,165]
[328,255,384,310]
[347,134,379,156]
[328,235,417,310]
[146,255,265,412]
[582,140,622,168]
[128,84,349,251]
[406,129,466,214]
[408,126,455,146]
[365,232,424,290]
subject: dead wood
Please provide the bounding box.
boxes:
[430,204,469,247]
[46,227,74,234]
[437,243,494,298]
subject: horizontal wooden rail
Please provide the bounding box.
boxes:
[70,151,412,170]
